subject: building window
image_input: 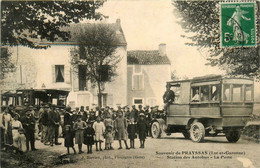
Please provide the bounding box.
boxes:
[133,98,143,105]
[55,65,64,82]
[132,65,144,90]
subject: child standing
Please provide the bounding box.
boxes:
[103,114,113,150]
[127,118,137,149]
[63,125,76,154]
[84,121,95,154]
[104,125,114,150]
[114,111,130,150]
[93,116,105,151]
[137,113,147,148]
[73,115,86,154]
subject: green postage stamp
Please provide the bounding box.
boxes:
[220,2,256,47]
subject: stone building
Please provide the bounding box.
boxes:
[1,20,171,108]
[127,44,171,107]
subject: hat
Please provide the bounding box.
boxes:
[106,125,112,129]
[65,106,71,112]
[139,113,145,117]
[14,113,20,118]
[44,104,49,108]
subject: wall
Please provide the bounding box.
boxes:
[127,64,171,107]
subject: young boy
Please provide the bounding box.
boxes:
[84,121,95,154]
[137,113,147,148]
[93,116,105,151]
[73,115,86,154]
[104,125,114,150]
[127,118,137,149]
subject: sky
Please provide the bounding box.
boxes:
[95,0,224,78]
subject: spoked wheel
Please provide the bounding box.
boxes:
[225,129,241,143]
[182,130,190,139]
[190,122,205,143]
[151,121,161,138]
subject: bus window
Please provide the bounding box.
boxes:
[8,97,13,105]
[211,85,220,101]
[223,85,231,101]
[245,85,252,101]
[35,98,39,105]
[201,86,209,102]
[233,85,242,101]
[191,87,200,102]
[52,98,58,105]
[17,96,22,105]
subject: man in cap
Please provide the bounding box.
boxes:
[138,105,144,116]
[21,110,37,151]
[163,84,175,111]
[81,106,88,122]
[47,104,57,146]
[129,105,138,122]
[64,106,72,126]
[53,106,62,145]
[39,104,49,144]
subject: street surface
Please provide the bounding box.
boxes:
[31,133,259,168]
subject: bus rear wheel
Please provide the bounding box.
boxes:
[151,121,161,138]
[225,129,241,143]
[190,122,205,143]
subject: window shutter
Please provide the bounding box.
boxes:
[133,75,138,90]
[107,94,113,106]
[52,65,56,83]
[64,65,71,84]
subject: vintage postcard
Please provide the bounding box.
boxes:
[0,0,259,168]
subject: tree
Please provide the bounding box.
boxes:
[172,1,260,78]
[70,24,121,108]
[0,48,15,81]
[1,1,105,49]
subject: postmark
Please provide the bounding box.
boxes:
[220,2,256,47]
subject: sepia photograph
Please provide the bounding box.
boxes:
[0,0,260,168]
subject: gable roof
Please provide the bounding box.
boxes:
[127,50,171,65]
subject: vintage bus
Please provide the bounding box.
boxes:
[151,75,254,143]
[1,89,69,111]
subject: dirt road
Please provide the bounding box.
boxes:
[35,133,259,168]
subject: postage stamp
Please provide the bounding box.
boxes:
[220,2,256,47]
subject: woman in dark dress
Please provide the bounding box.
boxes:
[84,121,95,154]
[137,113,147,148]
[63,125,76,154]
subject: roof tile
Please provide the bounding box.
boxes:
[127,50,171,65]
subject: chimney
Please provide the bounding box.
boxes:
[116,18,121,25]
[159,43,166,56]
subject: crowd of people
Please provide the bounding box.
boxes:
[0,103,165,155]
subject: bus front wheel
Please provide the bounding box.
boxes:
[151,121,161,138]
[190,122,205,143]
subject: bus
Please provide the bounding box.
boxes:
[151,75,254,143]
